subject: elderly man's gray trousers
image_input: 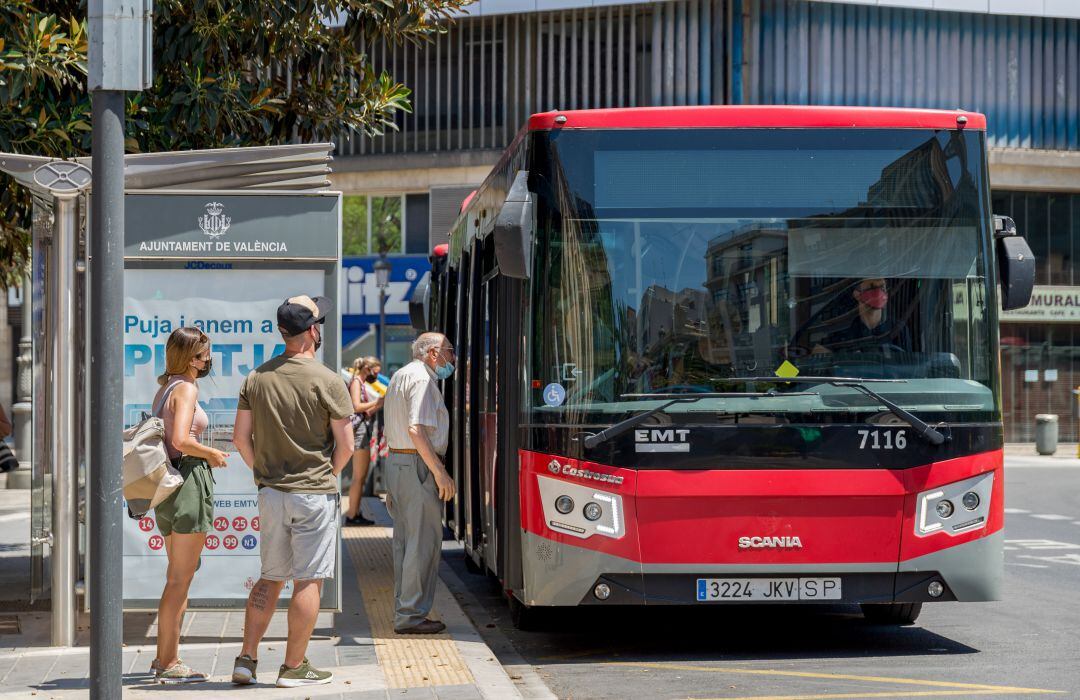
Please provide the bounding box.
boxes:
[386,451,444,630]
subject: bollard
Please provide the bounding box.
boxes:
[1035,414,1058,456]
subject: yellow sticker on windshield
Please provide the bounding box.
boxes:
[775,360,800,378]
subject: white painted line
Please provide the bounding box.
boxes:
[1006,562,1049,569]
[1031,514,1073,521]
[0,512,29,523]
[1005,539,1080,550]
[1004,508,1030,514]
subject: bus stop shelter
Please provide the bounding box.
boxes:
[0,144,343,645]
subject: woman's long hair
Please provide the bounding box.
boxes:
[351,355,381,378]
[157,327,210,385]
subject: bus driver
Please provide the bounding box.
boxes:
[812,278,912,355]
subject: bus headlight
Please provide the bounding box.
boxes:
[537,474,625,540]
[915,472,994,537]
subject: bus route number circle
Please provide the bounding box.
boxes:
[252,517,260,532]
[148,535,164,551]
[224,535,239,550]
[213,516,229,531]
[543,383,566,407]
[232,516,248,531]
[138,517,155,532]
[205,535,220,550]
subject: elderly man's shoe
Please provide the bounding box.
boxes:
[394,619,446,634]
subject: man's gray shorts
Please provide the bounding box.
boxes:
[258,488,339,581]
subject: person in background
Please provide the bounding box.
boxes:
[231,295,354,688]
[150,327,229,684]
[0,404,11,440]
[345,356,383,526]
[383,332,456,634]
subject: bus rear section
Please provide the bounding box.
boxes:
[428,106,1033,628]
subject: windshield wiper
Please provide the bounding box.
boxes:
[717,376,947,446]
[580,390,817,449]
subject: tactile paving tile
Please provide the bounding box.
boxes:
[343,524,475,689]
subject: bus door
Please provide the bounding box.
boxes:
[477,245,502,571]
[448,248,469,542]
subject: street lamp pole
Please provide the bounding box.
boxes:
[374,255,391,362]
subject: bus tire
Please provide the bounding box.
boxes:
[860,602,922,625]
[508,594,540,631]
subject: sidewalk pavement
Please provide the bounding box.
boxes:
[1004,442,1080,459]
[0,497,523,699]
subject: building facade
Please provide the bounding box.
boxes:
[330,0,1080,442]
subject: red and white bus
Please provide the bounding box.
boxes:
[414,106,1034,628]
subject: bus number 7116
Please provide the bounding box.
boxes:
[858,429,907,450]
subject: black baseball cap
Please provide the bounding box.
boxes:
[277,295,332,336]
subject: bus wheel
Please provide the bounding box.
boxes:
[507,594,540,631]
[860,602,922,625]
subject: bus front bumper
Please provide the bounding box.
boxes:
[519,530,1001,607]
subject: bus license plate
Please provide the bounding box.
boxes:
[696,578,841,602]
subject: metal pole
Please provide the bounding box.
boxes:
[89,89,125,698]
[50,195,78,646]
[379,287,387,361]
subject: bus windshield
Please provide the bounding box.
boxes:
[527,127,999,424]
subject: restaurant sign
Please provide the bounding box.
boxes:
[1000,285,1080,323]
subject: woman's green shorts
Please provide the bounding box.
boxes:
[155,456,214,536]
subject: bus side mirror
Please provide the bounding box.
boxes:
[409,271,431,332]
[994,215,1035,311]
[493,170,534,279]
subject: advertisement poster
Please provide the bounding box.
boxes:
[122,266,325,605]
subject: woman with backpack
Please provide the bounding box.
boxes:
[344,356,383,525]
[149,327,229,683]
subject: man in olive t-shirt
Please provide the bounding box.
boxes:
[230,295,354,689]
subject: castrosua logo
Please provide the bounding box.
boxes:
[198,201,232,239]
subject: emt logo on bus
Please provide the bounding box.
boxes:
[634,428,690,453]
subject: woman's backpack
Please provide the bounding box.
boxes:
[122,384,184,519]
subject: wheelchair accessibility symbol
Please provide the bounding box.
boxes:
[543,383,566,407]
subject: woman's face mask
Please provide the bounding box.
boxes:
[194,355,212,378]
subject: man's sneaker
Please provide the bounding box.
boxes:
[155,660,208,684]
[231,654,258,685]
[276,657,333,688]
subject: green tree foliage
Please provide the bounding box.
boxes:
[0,0,467,285]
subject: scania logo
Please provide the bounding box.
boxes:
[546,460,624,485]
[198,201,232,239]
[738,536,803,549]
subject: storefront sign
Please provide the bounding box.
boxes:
[341,255,430,345]
[121,192,341,610]
[1000,286,1080,323]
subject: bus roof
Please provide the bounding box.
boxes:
[528,106,986,131]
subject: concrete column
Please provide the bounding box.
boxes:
[7,274,33,490]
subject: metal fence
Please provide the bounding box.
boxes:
[744,0,1080,150]
[338,1,731,157]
